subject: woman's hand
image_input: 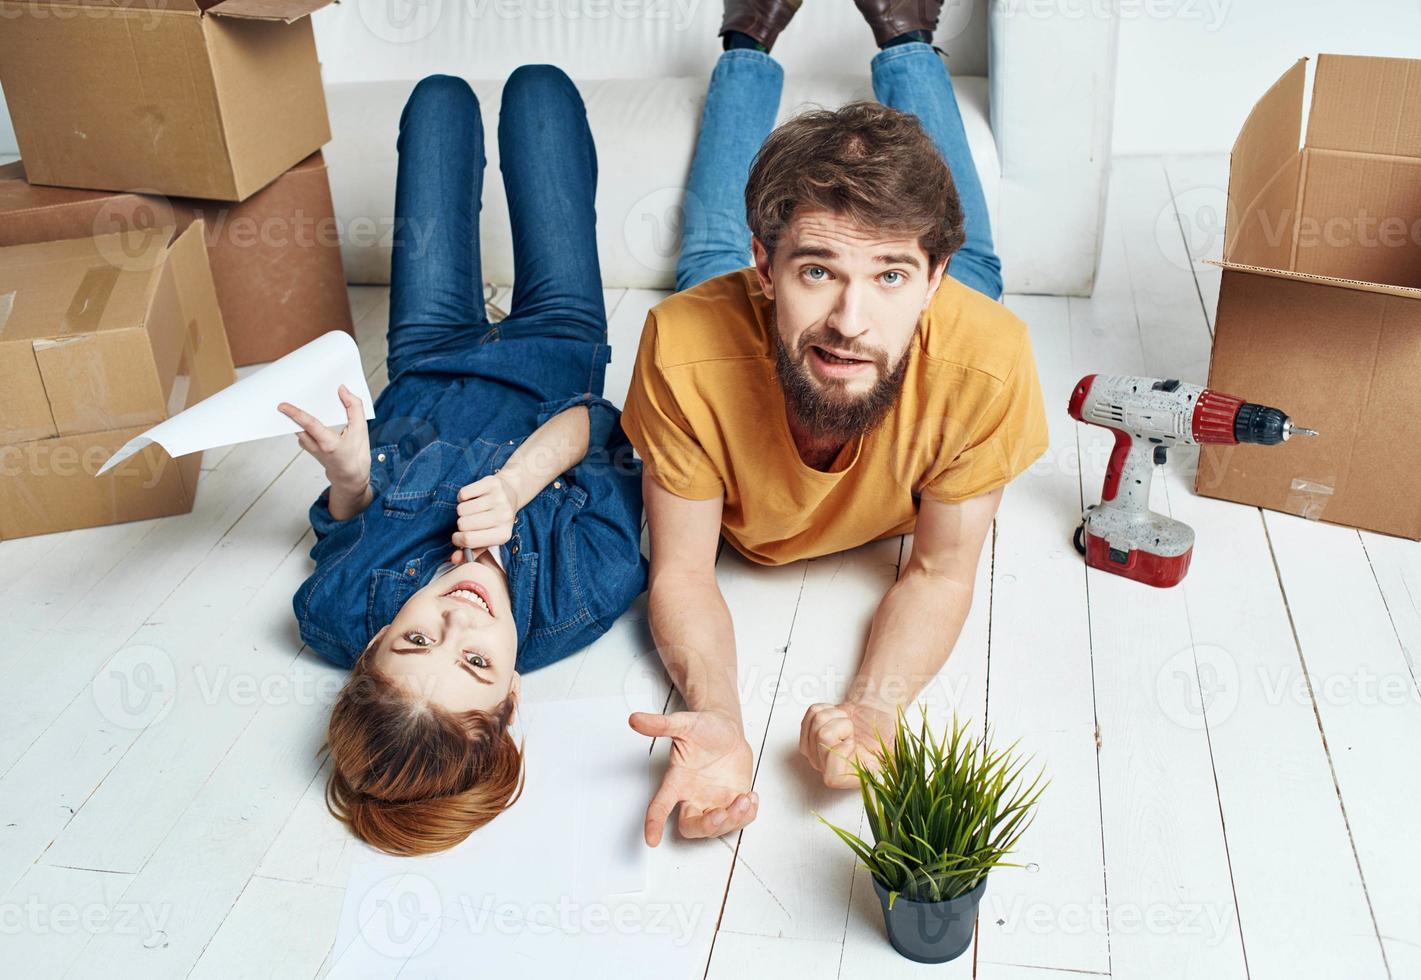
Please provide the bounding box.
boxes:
[453,472,518,550]
[278,385,372,520]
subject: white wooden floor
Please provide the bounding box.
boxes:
[3,155,1418,980]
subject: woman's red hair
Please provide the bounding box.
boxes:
[321,641,524,856]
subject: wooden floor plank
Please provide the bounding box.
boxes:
[1359,530,1421,691]
[0,518,162,673]
[39,460,325,873]
[836,532,991,976]
[1105,155,1387,979]
[714,538,904,945]
[1265,513,1421,979]
[60,641,349,978]
[706,930,844,977]
[975,295,1109,975]
[1065,157,1248,979]
[0,434,302,789]
[187,876,345,980]
[1159,154,1228,333]
[0,864,136,979]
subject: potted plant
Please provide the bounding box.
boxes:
[820,709,1046,964]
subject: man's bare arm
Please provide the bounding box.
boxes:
[642,473,741,720]
[630,472,758,843]
[800,486,1002,788]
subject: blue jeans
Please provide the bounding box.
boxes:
[387,67,607,379]
[676,43,1002,300]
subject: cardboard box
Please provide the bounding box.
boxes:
[0,0,333,201]
[0,224,236,539]
[0,153,353,366]
[1197,54,1421,541]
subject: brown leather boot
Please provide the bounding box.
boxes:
[720,0,803,51]
[852,0,941,49]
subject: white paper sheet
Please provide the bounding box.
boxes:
[324,697,704,979]
[96,330,374,476]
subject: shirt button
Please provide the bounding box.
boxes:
[553,480,561,489]
[405,567,417,577]
[507,440,514,445]
[511,543,520,555]
[376,453,386,462]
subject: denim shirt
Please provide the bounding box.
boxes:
[293,334,647,672]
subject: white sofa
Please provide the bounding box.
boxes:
[314,0,1118,296]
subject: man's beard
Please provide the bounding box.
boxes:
[772,317,911,445]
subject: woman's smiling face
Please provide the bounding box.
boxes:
[368,551,521,714]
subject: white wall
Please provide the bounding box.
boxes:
[1112,0,1421,155]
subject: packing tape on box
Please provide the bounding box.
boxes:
[96,330,373,476]
[63,265,121,334]
[1285,478,1335,521]
[0,291,13,334]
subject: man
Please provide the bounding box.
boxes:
[621,0,1049,846]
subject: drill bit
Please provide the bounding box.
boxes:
[1285,422,1319,439]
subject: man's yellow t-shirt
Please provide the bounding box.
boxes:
[620,267,1050,566]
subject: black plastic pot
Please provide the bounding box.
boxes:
[871,875,987,964]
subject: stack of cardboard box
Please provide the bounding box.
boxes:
[0,0,353,538]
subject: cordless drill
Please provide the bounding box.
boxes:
[1067,375,1317,588]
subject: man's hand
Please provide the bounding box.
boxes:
[629,709,758,846]
[799,701,897,790]
[453,472,517,550]
[279,385,371,520]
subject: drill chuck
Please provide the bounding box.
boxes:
[1234,403,1293,445]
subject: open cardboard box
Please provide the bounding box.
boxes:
[1197,54,1421,540]
[0,0,333,201]
[0,153,354,366]
[0,225,236,539]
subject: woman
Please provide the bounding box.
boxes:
[279,66,647,856]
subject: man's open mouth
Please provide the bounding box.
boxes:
[809,345,872,369]
[444,580,494,617]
